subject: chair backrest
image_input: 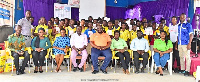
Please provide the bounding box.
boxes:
[4,41,9,49]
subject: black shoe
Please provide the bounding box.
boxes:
[16,71,20,75]
[155,71,159,74]
[135,70,139,74]
[174,68,179,73]
[78,67,83,72]
[100,69,107,74]
[34,70,38,73]
[141,67,144,73]
[92,70,99,74]
[20,69,25,74]
[160,74,163,76]
[179,70,185,74]
[73,67,78,72]
[184,71,190,76]
[39,70,43,73]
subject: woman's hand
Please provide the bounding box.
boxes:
[35,48,41,52]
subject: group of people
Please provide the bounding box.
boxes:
[7,10,193,76]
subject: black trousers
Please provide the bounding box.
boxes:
[32,50,47,67]
[12,51,30,71]
[133,51,149,70]
[172,42,180,67]
[115,51,130,70]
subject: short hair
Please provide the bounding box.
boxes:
[108,21,112,23]
[55,17,59,20]
[172,16,177,19]
[132,24,137,26]
[137,30,142,33]
[114,30,120,36]
[51,17,54,19]
[121,22,126,25]
[26,10,31,13]
[81,19,85,21]
[181,13,186,15]
[60,28,66,32]
[38,28,45,32]
[88,21,93,24]
[30,16,34,19]
[60,19,65,22]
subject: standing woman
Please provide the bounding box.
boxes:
[153,31,173,76]
[31,28,51,73]
[52,28,70,72]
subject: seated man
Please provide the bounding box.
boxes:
[8,25,30,75]
[90,25,112,74]
[70,26,88,72]
[130,30,149,74]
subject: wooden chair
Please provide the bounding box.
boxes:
[69,55,86,72]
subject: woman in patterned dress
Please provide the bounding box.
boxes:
[53,28,70,72]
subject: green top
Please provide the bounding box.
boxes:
[8,33,25,52]
[153,39,173,51]
[31,37,51,50]
[111,38,128,52]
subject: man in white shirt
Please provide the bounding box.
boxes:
[17,10,32,47]
[130,30,149,74]
[169,16,180,73]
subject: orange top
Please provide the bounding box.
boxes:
[90,33,111,46]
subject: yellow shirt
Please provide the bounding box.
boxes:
[141,29,149,41]
[82,27,88,33]
[157,25,169,35]
[105,28,114,36]
[114,26,120,31]
[153,30,160,36]
[67,26,76,37]
[120,29,130,41]
[130,30,137,42]
[34,24,48,37]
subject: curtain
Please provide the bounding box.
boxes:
[126,0,190,26]
[71,7,79,21]
[106,6,128,20]
[23,0,56,26]
[192,7,200,29]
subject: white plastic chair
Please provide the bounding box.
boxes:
[151,51,173,75]
[196,66,200,82]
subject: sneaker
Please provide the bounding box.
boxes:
[179,70,185,74]
[184,71,190,76]
[100,69,107,74]
[78,68,83,72]
[92,70,99,74]
[73,67,78,72]
[174,68,179,73]
[135,69,139,74]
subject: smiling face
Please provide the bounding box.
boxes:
[96,26,103,33]
[38,29,45,37]
[160,32,166,39]
[114,32,120,39]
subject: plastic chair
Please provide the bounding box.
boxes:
[51,48,71,72]
[150,51,173,75]
[69,55,86,72]
[196,66,200,82]
[132,50,151,73]
[112,49,132,73]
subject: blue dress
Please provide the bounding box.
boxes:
[53,36,70,55]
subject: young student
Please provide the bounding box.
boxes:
[114,20,120,31]
[130,24,137,42]
[93,19,98,28]
[30,17,35,37]
[64,18,69,27]
[149,22,157,51]
[88,16,93,22]
[136,20,141,30]
[120,23,130,46]
[54,17,59,27]
[67,19,76,37]
[102,20,108,32]
[34,17,48,36]
[50,17,55,25]
[84,22,96,55]
[81,19,88,33]
[106,21,115,39]
[154,23,165,39]
[52,19,65,40]
[47,20,54,44]
[141,22,149,42]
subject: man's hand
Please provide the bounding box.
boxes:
[96,46,101,50]
[187,43,191,50]
[101,46,106,50]
[137,50,141,54]
[80,48,84,51]
[18,51,24,56]
[72,46,78,52]
[120,49,125,53]
[175,45,178,50]
[140,50,145,55]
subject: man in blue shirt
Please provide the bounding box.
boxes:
[177,13,193,76]
[130,30,149,74]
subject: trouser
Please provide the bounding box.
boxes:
[91,48,112,71]
[115,51,130,70]
[32,50,47,67]
[172,43,180,67]
[24,36,32,47]
[86,43,92,55]
[133,51,149,70]
[153,52,169,67]
[71,49,88,68]
[12,51,30,71]
[178,45,191,72]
